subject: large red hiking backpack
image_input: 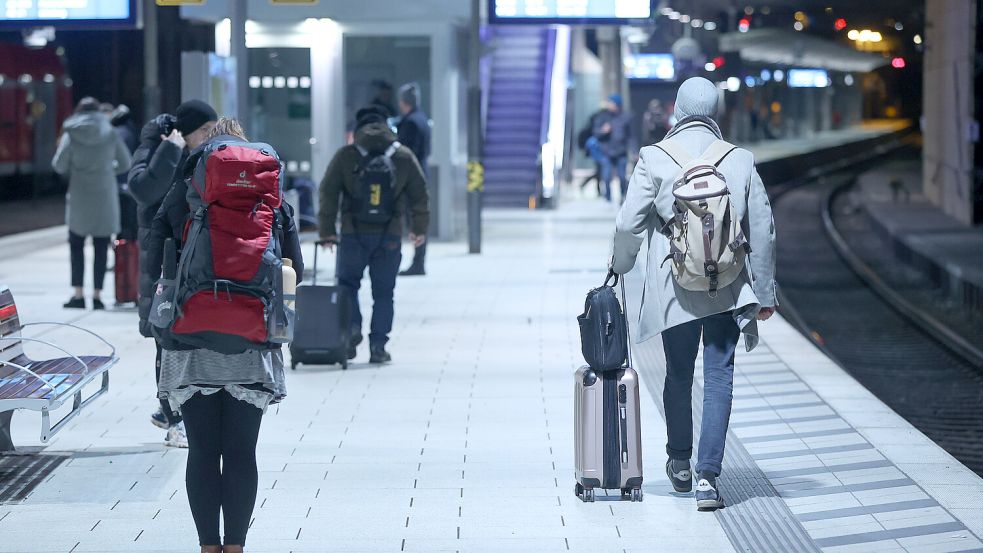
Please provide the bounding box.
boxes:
[163,138,292,354]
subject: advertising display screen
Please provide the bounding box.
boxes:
[624,53,674,81]
[787,69,831,88]
[490,0,652,24]
[0,0,137,28]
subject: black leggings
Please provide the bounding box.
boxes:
[69,232,110,289]
[181,389,264,546]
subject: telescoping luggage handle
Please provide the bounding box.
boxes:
[312,239,341,286]
[604,269,633,370]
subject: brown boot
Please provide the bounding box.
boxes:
[200,546,222,553]
[223,546,243,553]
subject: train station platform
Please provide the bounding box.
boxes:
[1,194,982,552]
[855,161,983,314]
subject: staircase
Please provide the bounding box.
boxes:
[482,26,552,208]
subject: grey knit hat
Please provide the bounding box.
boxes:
[398,82,420,109]
[674,77,719,119]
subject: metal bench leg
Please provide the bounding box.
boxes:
[0,411,13,452]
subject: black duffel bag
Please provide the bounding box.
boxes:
[578,271,629,372]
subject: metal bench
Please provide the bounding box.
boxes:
[0,285,118,451]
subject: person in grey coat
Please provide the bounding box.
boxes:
[611,77,777,511]
[52,97,132,310]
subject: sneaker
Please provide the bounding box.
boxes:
[92,298,105,310]
[666,459,693,493]
[695,473,723,511]
[369,345,392,364]
[165,422,189,448]
[63,297,85,309]
[150,408,169,430]
[348,334,363,361]
[398,266,425,277]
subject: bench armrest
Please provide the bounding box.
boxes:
[0,336,91,377]
[19,322,117,358]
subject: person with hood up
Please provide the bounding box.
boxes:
[591,93,636,202]
[610,77,777,511]
[52,97,132,310]
[318,106,430,364]
[127,99,218,449]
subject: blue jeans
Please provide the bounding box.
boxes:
[662,312,740,476]
[598,154,628,202]
[337,233,402,347]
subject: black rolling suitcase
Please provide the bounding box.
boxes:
[289,240,352,370]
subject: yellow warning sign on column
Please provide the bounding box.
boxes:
[270,0,318,4]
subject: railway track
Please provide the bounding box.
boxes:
[773,159,983,476]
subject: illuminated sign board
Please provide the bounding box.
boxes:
[787,69,831,88]
[0,0,137,28]
[490,0,652,24]
[625,53,675,81]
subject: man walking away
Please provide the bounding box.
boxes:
[610,77,777,511]
[318,106,430,364]
[396,82,431,277]
[128,100,218,448]
[592,94,635,202]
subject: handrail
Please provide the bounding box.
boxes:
[539,27,558,149]
[20,322,117,359]
[0,336,91,377]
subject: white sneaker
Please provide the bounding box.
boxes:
[165,422,189,448]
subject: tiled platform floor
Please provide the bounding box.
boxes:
[0,196,980,553]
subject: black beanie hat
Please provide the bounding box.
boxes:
[173,100,218,135]
[354,106,389,131]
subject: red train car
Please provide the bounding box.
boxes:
[0,42,73,178]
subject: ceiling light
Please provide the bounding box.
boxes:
[680,14,691,23]
[704,21,717,31]
[660,7,674,16]
[913,34,922,45]
[794,21,804,31]
[847,29,859,40]
[668,11,680,20]
[744,6,754,15]
[895,22,904,31]
[705,62,716,72]
[774,69,785,82]
[844,74,854,85]
[691,19,704,28]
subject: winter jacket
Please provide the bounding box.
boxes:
[397,108,431,175]
[318,122,430,238]
[611,118,777,351]
[146,137,306,350]
[51,112,132,237]
[127,115,185,337]
[592,109,636,159]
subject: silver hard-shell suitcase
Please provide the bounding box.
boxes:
[574,278,643,502]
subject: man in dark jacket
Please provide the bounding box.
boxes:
[592,94,636,202]
[127,99,217,448]
[395,82,431,277]
[319,106,430,364]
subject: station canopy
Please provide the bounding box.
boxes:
[720,28,889,73]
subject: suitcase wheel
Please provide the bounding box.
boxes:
[341,358,348,371]
[291,360,298,371]
[630,488,643,502]
[575,483,594,503]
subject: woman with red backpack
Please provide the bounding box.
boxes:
[148,117,304,553]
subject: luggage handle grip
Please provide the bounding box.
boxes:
[603,269,619,287]
[312,238,341,286]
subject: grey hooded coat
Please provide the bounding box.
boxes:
[611,78,777,351]
[52,112,132,237]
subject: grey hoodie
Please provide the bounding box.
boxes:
[52,112,132,237]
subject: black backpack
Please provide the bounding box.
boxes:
[352,141,401,225]
[578,272,629,372]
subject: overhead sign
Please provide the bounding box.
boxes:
[787,69,831,88]
[490,0,651,24]
[157,0,205,5]
[0,0,137,28]
[625,53,675,81]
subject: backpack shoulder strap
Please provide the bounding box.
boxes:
[699,139,738,167]
[654,140,692,168]
[384,141,401,159]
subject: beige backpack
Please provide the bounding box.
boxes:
[654,139,750,296]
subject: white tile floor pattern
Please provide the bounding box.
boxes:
[0,201,736,553]
[2,197,982,552]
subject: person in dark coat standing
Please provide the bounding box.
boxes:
[52,97,132,310]
[592,94,636,202]
[127,99,218,449]
[111,104,140,240]
[396,82,431,277]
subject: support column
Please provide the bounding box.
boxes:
[923,0,977,224]
[596,26,623,101]
[142,0,160,121]
[466,0,483,254]
[230,0,248,121]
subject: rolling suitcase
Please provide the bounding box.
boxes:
[574,277,643,502]
[113,239,139,306]
[289,240,352,370]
